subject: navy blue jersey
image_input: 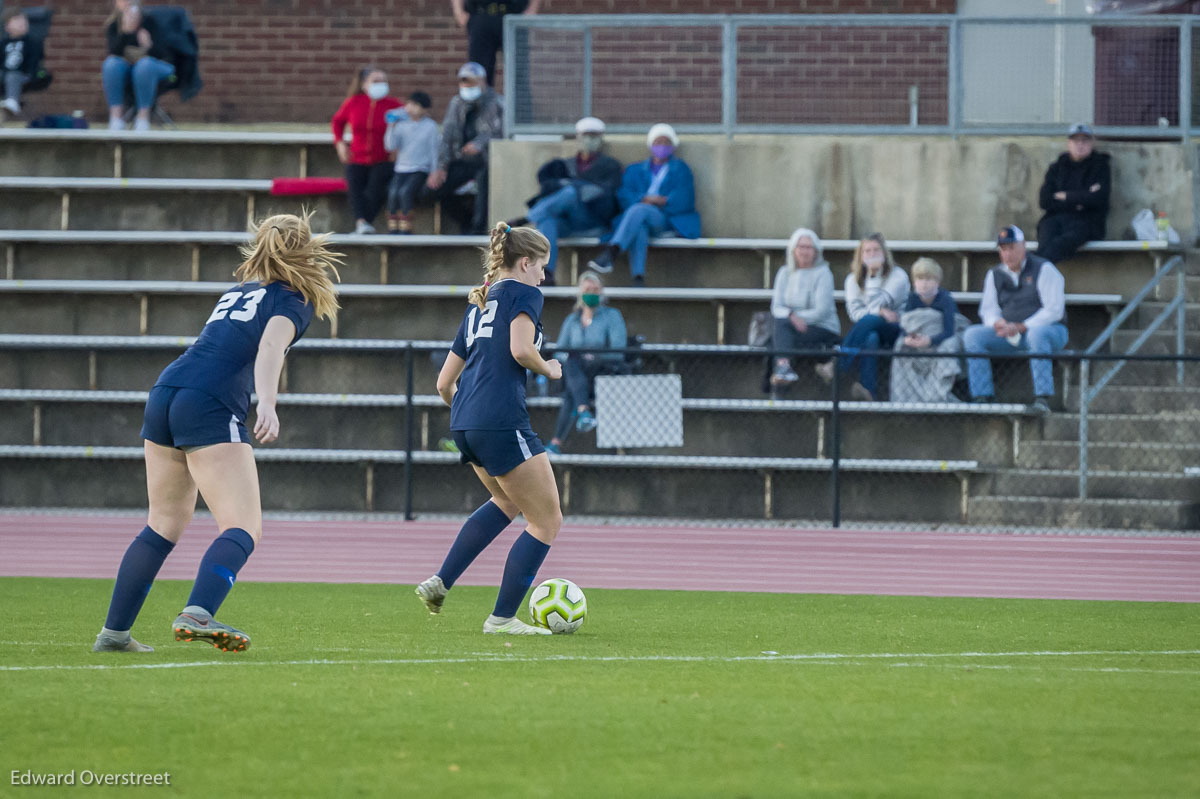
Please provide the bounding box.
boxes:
[155,281,314,419]
[449,279,544,431]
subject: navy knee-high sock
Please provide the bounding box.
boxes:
[492,531,551,618]
[186,528,255,616]
[103,526,175,632]
[437,500,513,588]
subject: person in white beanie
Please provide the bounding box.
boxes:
[587,122,701,287]
[511,116,623,285]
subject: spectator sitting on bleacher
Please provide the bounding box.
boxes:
[383,91,439,235]
[768,228,841,388]
[545,271,627,455]
[511,116,622,286]
[332,66,403,235]
[587,123,701,287]
[427,61,503,235]
[889,257,966,404]
[964,225,1068,415]
[1,7,43,119]
[103,2,174,131]
[1035,123,1110,264]
[817,233,910,401]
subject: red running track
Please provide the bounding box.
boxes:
[1,513,1198,602]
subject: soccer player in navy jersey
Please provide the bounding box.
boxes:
[416,222,564,635]
[92,213,342,653]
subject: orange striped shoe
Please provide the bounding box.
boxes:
[172,607,251,652]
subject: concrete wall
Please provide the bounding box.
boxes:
[491,134,1195,241]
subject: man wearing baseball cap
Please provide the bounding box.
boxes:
[962,225,1069,414]
[427,61,504,234]
[1035,122,1110,264]
[510,116,623,284]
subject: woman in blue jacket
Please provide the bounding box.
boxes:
[587,123,701,286]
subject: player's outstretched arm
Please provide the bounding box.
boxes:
[252,316,297,444]
[511,314,562,381]
[437,351,466,407]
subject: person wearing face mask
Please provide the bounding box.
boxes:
[817,233,910,401]
[331,66,403,235]
[544,271,627,455]
[428,61,504,235]
[587,123,701,287]
[510,117,623,286]
[889,257,966,404]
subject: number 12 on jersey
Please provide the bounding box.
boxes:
[465,300,499,348]
[207,288,268,325]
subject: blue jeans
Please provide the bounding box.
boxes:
[964,323,1069,398]
[609,203,669,278]
[528,185,605,275]
[837,314,902,398]
[102,55,175,111]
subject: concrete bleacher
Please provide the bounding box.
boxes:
[0,278,1123,347]
[0,129,1194,529]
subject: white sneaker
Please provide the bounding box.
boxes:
[771,362,799,385]
[355,220,376,235]
[814,361,835,384]
[482,614,551,635]
[109,116,126,131]
[1,98,20,116]
[415,575,447,615]
[133,117,151,132]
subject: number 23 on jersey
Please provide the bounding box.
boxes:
[207,288,267,325]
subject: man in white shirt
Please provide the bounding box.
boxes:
[963,225,1068,413]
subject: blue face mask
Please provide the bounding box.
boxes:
[459,86,482,103]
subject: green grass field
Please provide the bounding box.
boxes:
[2,577,1197,798]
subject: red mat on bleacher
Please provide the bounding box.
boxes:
[270,177,348,196]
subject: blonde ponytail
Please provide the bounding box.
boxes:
[236,211,343,321]
[469,221,550,308]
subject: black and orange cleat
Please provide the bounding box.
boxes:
[172,607,251,652]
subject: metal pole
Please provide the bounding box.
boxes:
[948,17,962,136]
[1078,359,1090,500]
[502,16,517,137]
[830,354,842,528]
[721,17,738,138]
[1178,20,1192,143]
[403,343,416,521]
[1177,263,1187,386]
[582,26,593,118]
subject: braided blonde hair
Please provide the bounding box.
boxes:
[235,211,343,321]
[469,221,551,309]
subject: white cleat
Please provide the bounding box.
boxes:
[93,632,153,653]
[482,615,551,635]
[415,575,447,615]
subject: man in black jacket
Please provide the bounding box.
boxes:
[1035,123,1111,264]
[513,116,623,286]
[1,8,44,118]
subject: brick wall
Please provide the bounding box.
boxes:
[23,0,955,125]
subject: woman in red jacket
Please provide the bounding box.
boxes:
[331,66,402,234]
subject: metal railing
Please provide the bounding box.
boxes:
[503,13,1200,141]
[1078,254,1188,498]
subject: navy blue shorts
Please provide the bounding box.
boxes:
[141,386,250,449]
[452,428,546,477]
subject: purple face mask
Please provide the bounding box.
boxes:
[650,143,675,160]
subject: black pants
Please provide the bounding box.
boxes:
[771,318,841,360]
[345,162,393,225]
[433,156,489,234]
[387,171,429,215]
[467,11,531,121]
[1036,215,1099,265]
[553,357,617,443]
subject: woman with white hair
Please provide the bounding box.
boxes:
[587,122,701,287]
[769,228,841,386]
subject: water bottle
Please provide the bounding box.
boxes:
[535,374,549,397]
[1156,211,1170,242]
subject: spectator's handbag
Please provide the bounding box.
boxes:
[748,311,773,347]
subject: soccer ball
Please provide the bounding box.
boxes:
[528,578,587,634]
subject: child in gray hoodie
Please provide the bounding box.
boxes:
[384,91,440,234]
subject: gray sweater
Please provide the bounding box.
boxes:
[384,112,440,175]
[770,263,841,336]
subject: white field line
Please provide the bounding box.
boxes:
[1,649,1198,673]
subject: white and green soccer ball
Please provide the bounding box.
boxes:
[528,578,587,634]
